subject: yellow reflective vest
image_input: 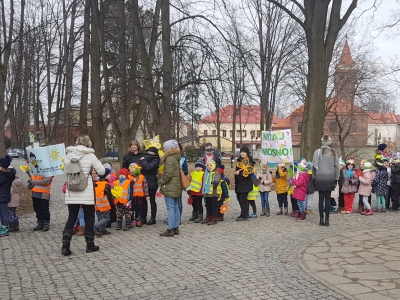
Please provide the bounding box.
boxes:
[248,184,259,201]
[203,172,222,195]
[189,171,204,192]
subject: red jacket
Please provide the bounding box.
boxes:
[292,172,309,201]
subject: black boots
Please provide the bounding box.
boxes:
[319,215,324,226]
[85,235,100,253]
[147,218,156,225]
[325,215,330,227]
[189,212,198,221]
[33,221,44,231]
[61,233,72,256]
[42,221,50,231]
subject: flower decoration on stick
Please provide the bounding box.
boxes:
[129,163,142,177]
[111,185,124,198]
[219,203,229,214]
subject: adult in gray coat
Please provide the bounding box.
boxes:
[312,135,339,227]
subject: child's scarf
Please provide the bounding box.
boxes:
[202,170,212,194]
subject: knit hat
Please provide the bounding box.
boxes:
[205,142,212,147]
[321,135,332,146]
[378,143,387,151]
[206,160,216,171]
[118,168,130,177]
[375,159,385,167]
[103,163,115,173]
[219,164,225,170]
[147,147,159,154]
[163,140,179,150]
[195,160,205,170]
[99,168,111,179]
[363,162,372,172]
[346,157,355,166]
[297,159,307,173]
[239,146,250,156]
[0,155,12,168]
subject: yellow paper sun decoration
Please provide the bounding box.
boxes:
[143,135,162,150]
[111,185,123,199]
[236,156,255,177]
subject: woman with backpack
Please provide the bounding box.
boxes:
[62,135,105,256]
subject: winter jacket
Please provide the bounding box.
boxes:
[312,147,339,191]
[203,171,222,198]
[306,175,316,195]
[292,172,309,201]
[273,168,288,194]
[391,163,400,184]
[358,170,373,197]
[234,155,255,194]
[373,167,388,196]
[0,168,16,204]
[8,177,22,208]
[201,150,221,167]
[140,153,160,192]
[220,175,230,201]
[64,145,105,205]
[256,171,273,192]
[122,151,144,169]
[340,169,359,194]
[159,147,181,198]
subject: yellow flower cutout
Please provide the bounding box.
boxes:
[129,164,142,175]
[111,185,124,198]
[143,135,162,150]
[279,144,284,149]
[236,156,255,177]
[20,165,30,172]
[219,203,229,214]
[60,165,65,170]
[61,157,65,162]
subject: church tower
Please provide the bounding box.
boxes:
[334,41,358,103]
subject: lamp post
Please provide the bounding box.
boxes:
[250,130,255,157]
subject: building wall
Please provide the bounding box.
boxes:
[368,124,398,147]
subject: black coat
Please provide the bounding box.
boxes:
[122,151,144,169]
[234,155,255,194]
[0,168,16,203]
[391,164,400,184]
[141,153,161,192]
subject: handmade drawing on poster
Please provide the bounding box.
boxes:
[25,144,66,176]
[260,130,293,164]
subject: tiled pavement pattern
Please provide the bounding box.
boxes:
[1,160,400,299]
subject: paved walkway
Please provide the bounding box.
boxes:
[1,160,400,299]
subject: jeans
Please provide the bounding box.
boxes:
[318,191,332,216]
[277,193,288,208]
[260,192,270,209]
[297,199,306,212]
[178,197,183,218]
[95,210,110,232]
[0,203,9,227]
[32,197,50,222]
[75,206,85,227]
[63,204,95,236]
[164,196,180,230]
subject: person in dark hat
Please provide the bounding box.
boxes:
[0,155,16,237]
[235,146,255,221]
[201,142,221,167]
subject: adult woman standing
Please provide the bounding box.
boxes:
[158,140,181,237]
[235,146,255,221]
[122,140,144,169]
[312,135,339,227]
[62,135,105,256]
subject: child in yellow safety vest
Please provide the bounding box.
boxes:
[94,168,113,236]
[188,160,205,223]
[201,160,221,225]
[129,163,149,227]
[247,183,259,218]
[113,168,132,231]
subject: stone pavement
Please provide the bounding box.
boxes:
[1,162,400,299]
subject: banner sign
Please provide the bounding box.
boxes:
[260,130,293,164]
[26,144,66,176]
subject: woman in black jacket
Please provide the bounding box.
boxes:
[122,140,144,169]
[140,147,160,225]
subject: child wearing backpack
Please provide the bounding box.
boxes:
[216,165,230,221]
[94,169,113,236]
[113,168,132,231]
[128,163,149,227]
[188,160,205,223]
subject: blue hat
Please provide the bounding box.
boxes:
[99,168,111,179]
[0,155,12,168]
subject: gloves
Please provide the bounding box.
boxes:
[225,198,231,203]
[124,202,132,210]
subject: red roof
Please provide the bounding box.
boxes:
[337,41,355,68]
[199,105,281,124]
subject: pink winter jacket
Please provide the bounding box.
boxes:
[292,172,309,201]
[358,170,374,197]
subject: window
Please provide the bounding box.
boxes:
[222,130,227,137]
[212,130,216,135]
[203,130,208,136]
[229,130,233,138]
[256,130,261,138]
[350,123,357,133]
[329,121,338,133]
[242,130,247,137]
[298,122,302,133]
[236,130,241,137]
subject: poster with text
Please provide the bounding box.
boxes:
[26,144,66,176]
[260,130,293,164]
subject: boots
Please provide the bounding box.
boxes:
[147,218,156,225]
[283,208,288,215]
[324,215,330,226]
[189,212,198,221]
[201,215,212,224]
[76,226,85,236]
[288,209,296,217]
[260,209,266,216]
[194,214,203,223]
[265,208,270,217]
[42,221,50,232]
[356,204,363,213]
[61,233,72,256]
[8,221,19,232]
[296,212,306,221]
[124,220,131,231]
[207,217,217,225]
[160,229,174,237]
[319,215,324,226]
[292,211,300,218]
[277,207,283,215]
[116,220,122,230]
[173,227,179,235]
[85,235,100,253]
[33,220,44,231]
